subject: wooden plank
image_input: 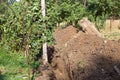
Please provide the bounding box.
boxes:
[79,17,103,37]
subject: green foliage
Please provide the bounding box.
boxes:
[86,0,120,29]
[0,0,54,59]
[87,0,120,18]
[57,2,86,24]
[46,0,87,28]
[46,0,120,29]
[0,1,55,75]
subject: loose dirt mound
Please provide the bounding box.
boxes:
[51,26,120,80]
[36,26,120,80]
[53,25,78,48]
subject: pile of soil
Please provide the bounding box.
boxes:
[36,25,120,80]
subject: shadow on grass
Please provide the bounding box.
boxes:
[0,74,6,80]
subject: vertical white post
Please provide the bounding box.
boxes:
[41,0,46,17]
[41,0,48,65]
[16,0,20,2]
[42,42,48,65]
[84,0,87,7]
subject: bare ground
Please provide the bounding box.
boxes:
[36,25,120,80]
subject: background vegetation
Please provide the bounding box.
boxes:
[0,0,120,80]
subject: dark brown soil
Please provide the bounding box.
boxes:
[36,25,120,80]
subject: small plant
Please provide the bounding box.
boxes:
[77,60,85,69]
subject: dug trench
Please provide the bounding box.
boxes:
[35,25,120,80]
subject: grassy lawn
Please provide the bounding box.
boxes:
[0,47,29,80]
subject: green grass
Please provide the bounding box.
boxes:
[100,19,120,40]
[0,47,29,80]
[104,32,120,40]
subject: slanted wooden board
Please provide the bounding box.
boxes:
[79,17,103,37]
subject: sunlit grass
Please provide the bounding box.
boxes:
[101,19,120,40]
[104,32,120,40]
[0,47,29,80]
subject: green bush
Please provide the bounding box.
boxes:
[0,0,54,65]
